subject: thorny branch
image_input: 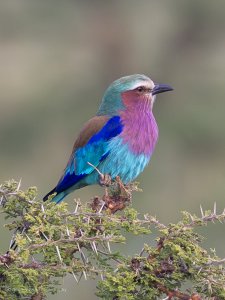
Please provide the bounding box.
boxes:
[0,180,225,299]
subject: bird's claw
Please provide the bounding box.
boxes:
[99,173,112,187]
[115,176,131,197]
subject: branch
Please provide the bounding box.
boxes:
[0,180,225,300]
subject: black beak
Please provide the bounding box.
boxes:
[152,83,173,96]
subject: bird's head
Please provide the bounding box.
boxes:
[97,74,173,116]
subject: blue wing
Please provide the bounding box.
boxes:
[43,115,123,202]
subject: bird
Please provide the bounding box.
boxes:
[43,74,173,203]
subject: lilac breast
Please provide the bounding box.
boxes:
[119,107,158,156]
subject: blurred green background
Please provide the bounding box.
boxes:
[1,1,225,299]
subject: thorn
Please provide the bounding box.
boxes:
[144,214,149,220]
[200,205,204,218]
[87,161,103,177]
[41,232,49,241]
[91,242,98,255]
[74,201,80,213]
[190,214,194,222]
[41,203,45,214]
[83,270,87,280]
[80,251,86,264]
[78,272,83,282]
[139,248,145,257]
[16,179,22,192]
[213,202,217,215]
[9,237,15,249]
[98,201,105,214]
[9,229,17,249]
[71,270,78,283]
[21,227,26,234]
[66,226,70,237]
[77,242,81,252]
[77,243,87,264]
[90,242,95,252]
[55,245,63,263]
[25,233,32,242]
[218,218,223,223]
[100,273,104,280]
[107,241,111,254]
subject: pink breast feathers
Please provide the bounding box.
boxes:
[119,107,158,156]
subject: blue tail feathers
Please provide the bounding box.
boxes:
[43,188,67,203]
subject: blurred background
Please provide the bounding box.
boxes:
[1,0,225,299]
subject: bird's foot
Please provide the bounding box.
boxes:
[99,173,112,187]
[115,176,131,198]
[101,176,132,214]
[90,178,140,214]
[87,161,111,187]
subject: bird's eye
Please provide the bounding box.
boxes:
[137,86,144,92]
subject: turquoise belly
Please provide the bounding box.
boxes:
[86,137,150,184]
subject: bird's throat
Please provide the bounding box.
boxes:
[119,106,158,156]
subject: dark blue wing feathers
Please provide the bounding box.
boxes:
[54,174,86,194]
[88,116,123,143]
[54,116,123,194]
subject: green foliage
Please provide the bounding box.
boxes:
[0,180,225,300]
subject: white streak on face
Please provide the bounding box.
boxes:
[131,79,155,90]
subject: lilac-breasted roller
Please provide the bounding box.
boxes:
[43,74,173,203]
